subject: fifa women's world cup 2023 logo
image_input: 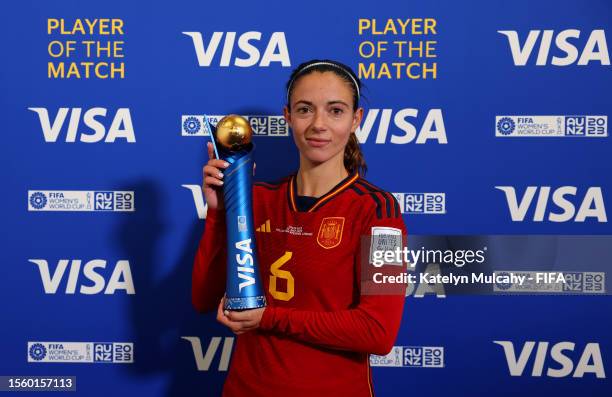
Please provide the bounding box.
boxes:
[206,115,266,310]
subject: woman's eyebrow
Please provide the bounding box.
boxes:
[327,100,349,107]
[293,99,350,107]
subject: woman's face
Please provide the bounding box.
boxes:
[284,71,363,169]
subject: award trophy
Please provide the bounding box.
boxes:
[205,115,266,310]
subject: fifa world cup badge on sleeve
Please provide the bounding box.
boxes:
[206,114,266,310]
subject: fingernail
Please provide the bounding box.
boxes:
[223,162,230,168]
[218,172,224,178]
[218,181,224,185]
[224,310,229,316]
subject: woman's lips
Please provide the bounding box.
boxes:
[306,138,331,148]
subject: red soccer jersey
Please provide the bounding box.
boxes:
[192,171,408,397]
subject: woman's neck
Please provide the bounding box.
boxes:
[296,154,349,197]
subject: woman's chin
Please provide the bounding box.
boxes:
[304,155,338,168]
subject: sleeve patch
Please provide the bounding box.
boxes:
[369,226,403,267]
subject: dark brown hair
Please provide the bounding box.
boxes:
[286,59,367,176]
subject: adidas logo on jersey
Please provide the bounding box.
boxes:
[256,219,271,232]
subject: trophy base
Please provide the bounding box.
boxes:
[224,295,267,311]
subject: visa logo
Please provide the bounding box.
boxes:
[495,186,607,222]
[28,107,135,143]
[183,31,290,67]
[494,341,605,378]
[498,29,610,66]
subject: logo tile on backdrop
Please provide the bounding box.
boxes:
[28,342,133,363]
[493,271,605,293]
[181,115,288,137]
[28,191,134,212]
[393,193,445,214]
[370,346,444,368]
[496,116,608,137]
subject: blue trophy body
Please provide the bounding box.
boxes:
[207,115,266,311]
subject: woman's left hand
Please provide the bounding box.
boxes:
[216,297,265,335]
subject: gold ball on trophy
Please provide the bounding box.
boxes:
[215,115,253,151]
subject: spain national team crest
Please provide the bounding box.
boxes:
[317,217,345,249]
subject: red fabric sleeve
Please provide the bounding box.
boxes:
[191,207,228,313]
[259,212,407,356]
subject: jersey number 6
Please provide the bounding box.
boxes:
[269,251,294,301]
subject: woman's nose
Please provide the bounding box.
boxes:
[312,111,327,131]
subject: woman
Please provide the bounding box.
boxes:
[192,59,408,397]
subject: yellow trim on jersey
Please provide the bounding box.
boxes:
[289,176,298,212]
[309,173,359,212]
[288,172,359,212]
[367,358,374,397]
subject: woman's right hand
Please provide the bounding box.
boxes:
[202,142,230,210]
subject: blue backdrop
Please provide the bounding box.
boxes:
[1,0,610,395]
